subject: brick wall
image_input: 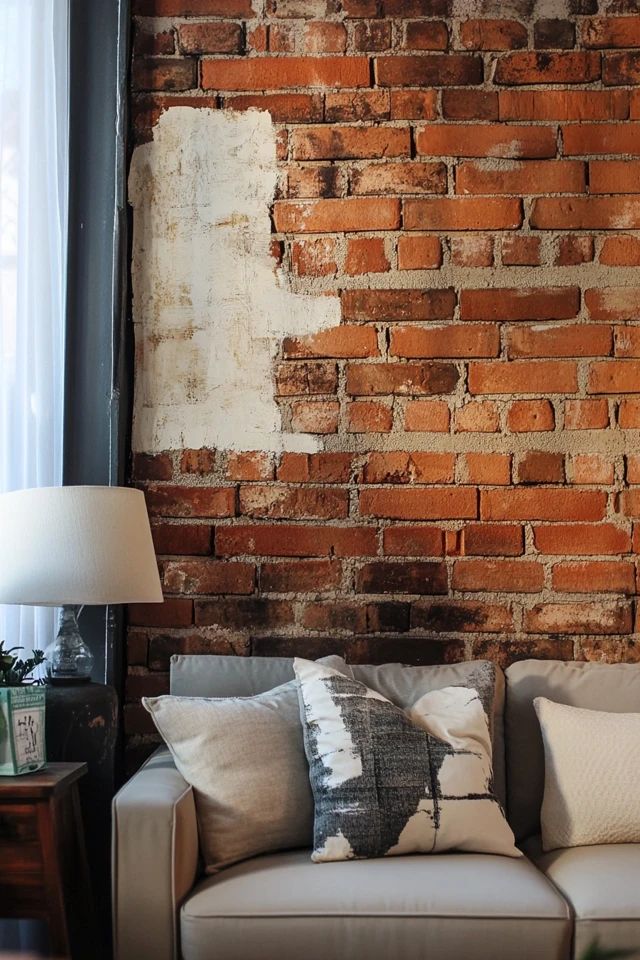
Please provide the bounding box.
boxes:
[127,0,640,761]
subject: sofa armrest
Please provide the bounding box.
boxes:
[113,747,199,960]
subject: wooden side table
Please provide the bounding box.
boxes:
[0,762,94,959]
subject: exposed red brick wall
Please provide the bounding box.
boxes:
[127,0,640,759]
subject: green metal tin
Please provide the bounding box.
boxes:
[0,686,46,775]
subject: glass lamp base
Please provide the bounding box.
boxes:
[44,606,94,685]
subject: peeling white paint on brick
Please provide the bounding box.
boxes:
[129,107,339,454]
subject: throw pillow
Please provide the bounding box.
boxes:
[535,697,640,851]
[294,657,519,862]
[143,655,348,873]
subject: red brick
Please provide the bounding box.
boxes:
[453,559,544,593]
[588,360,640,394]
[404,21,448,50]
[345,238,390,275]
[499,89,628,121]
[269,23,295,52]
[629,455,640,483]
[134,0,253,12]
[462,523,524,557]
[133,27,175,57]
[195,598,293,629]
[247,24,267,52]
[275,361,337,396]
[615,326,640,358]
[457,160,585,196]
[404,198,522,231]
[397,235,442,270]
[495,51,601,84]
[450,236,494,267]
[178,21,242,53]
[300,601,366,634]
[324,91,389,122]
[534,18,575,49]
[461,288,580,322]
[151,522,212,556]
[201,57,370,91]
[469,361,578,395]
[290,400,340,434]
[383,526,444,557]
[502,236,541,266]
[620,399,640,428]
[534,523,631,556]
[129,598,193,628]
[225,93,323,122]
[564,125,640,157]
[354,20,392,52]
[481,488,606,521]
[570,454,615,485]
[285,166,342,198]
[363,452,455,485]
[133,452,173,481]
[464,453,511,485]
[583,16,640,47]
[274,198,400,233]
[291,126,409,161]
[506,324,612,358]
[531,197,640,230]
[459,19,527,50]
[564,398,609,429]
[347,401,393,433]
[360,487,478,520]
[346,362,459,396]
[391,324,499,359]
[350,161,447,196]
[375,55,483,87]
[283,326,379,359]
[524,602,632,635]
[226,452,274,481]
[132,58,197,93]
[390,90,438,120]
[357,561,448,595]
[239,485,347,520]
[554,235,594,266]
[261,559,342,592]
[586,289,640,322]
[600,236,640,266]
[302,22,347,53]
[620,490,640,518]
[517,451,565,484]
[590,161,640,195]
[604,52,640,85]
[163,559,254,595]
[508,399,555,432]
[342,288,455,321]
[179,449,216,475]
[216,524,377,557]
[454,401,500,433]
[417,124,557,160]
[145,485,235,518]
[441,89,499,120]
[411,601,513,634]
[276,452,353,484]
[382,0,449,14]
[404,400,450,432]
[291,238,337,277]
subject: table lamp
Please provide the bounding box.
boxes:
[0,486,163,683]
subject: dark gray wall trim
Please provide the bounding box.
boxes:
[64,0,131,687]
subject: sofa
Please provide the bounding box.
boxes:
[112,655,640,960]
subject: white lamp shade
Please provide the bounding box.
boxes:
[0,486,163,606]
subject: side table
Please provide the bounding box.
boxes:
[0,762,94,959]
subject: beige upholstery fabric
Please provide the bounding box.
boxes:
[170,654,507,805]
[535,698,640,850]
[112,748,199,960]
[180,848,571,960]
[505,660,640,840]
[531,842,640,958]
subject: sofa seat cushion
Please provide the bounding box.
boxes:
[180,850,571,960]
[534,843,640,958]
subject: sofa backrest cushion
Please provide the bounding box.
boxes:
[170,655,506,805]
[505,659,640,841]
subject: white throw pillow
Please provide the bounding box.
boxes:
[143,655,347,872]
[294,657,519,862]
[535,697,640,851]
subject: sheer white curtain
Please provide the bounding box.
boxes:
[0,0,68,658]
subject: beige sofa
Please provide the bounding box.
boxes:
[113,656,640,960]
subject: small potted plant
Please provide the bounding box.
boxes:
[0,640,46,775]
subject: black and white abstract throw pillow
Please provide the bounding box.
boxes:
[294,657,519,862]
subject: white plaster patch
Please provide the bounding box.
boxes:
[129,107,339,453]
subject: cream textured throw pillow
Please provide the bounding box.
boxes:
[295,658,518,862]
[535,697,640,851]
[143,655,347,873]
